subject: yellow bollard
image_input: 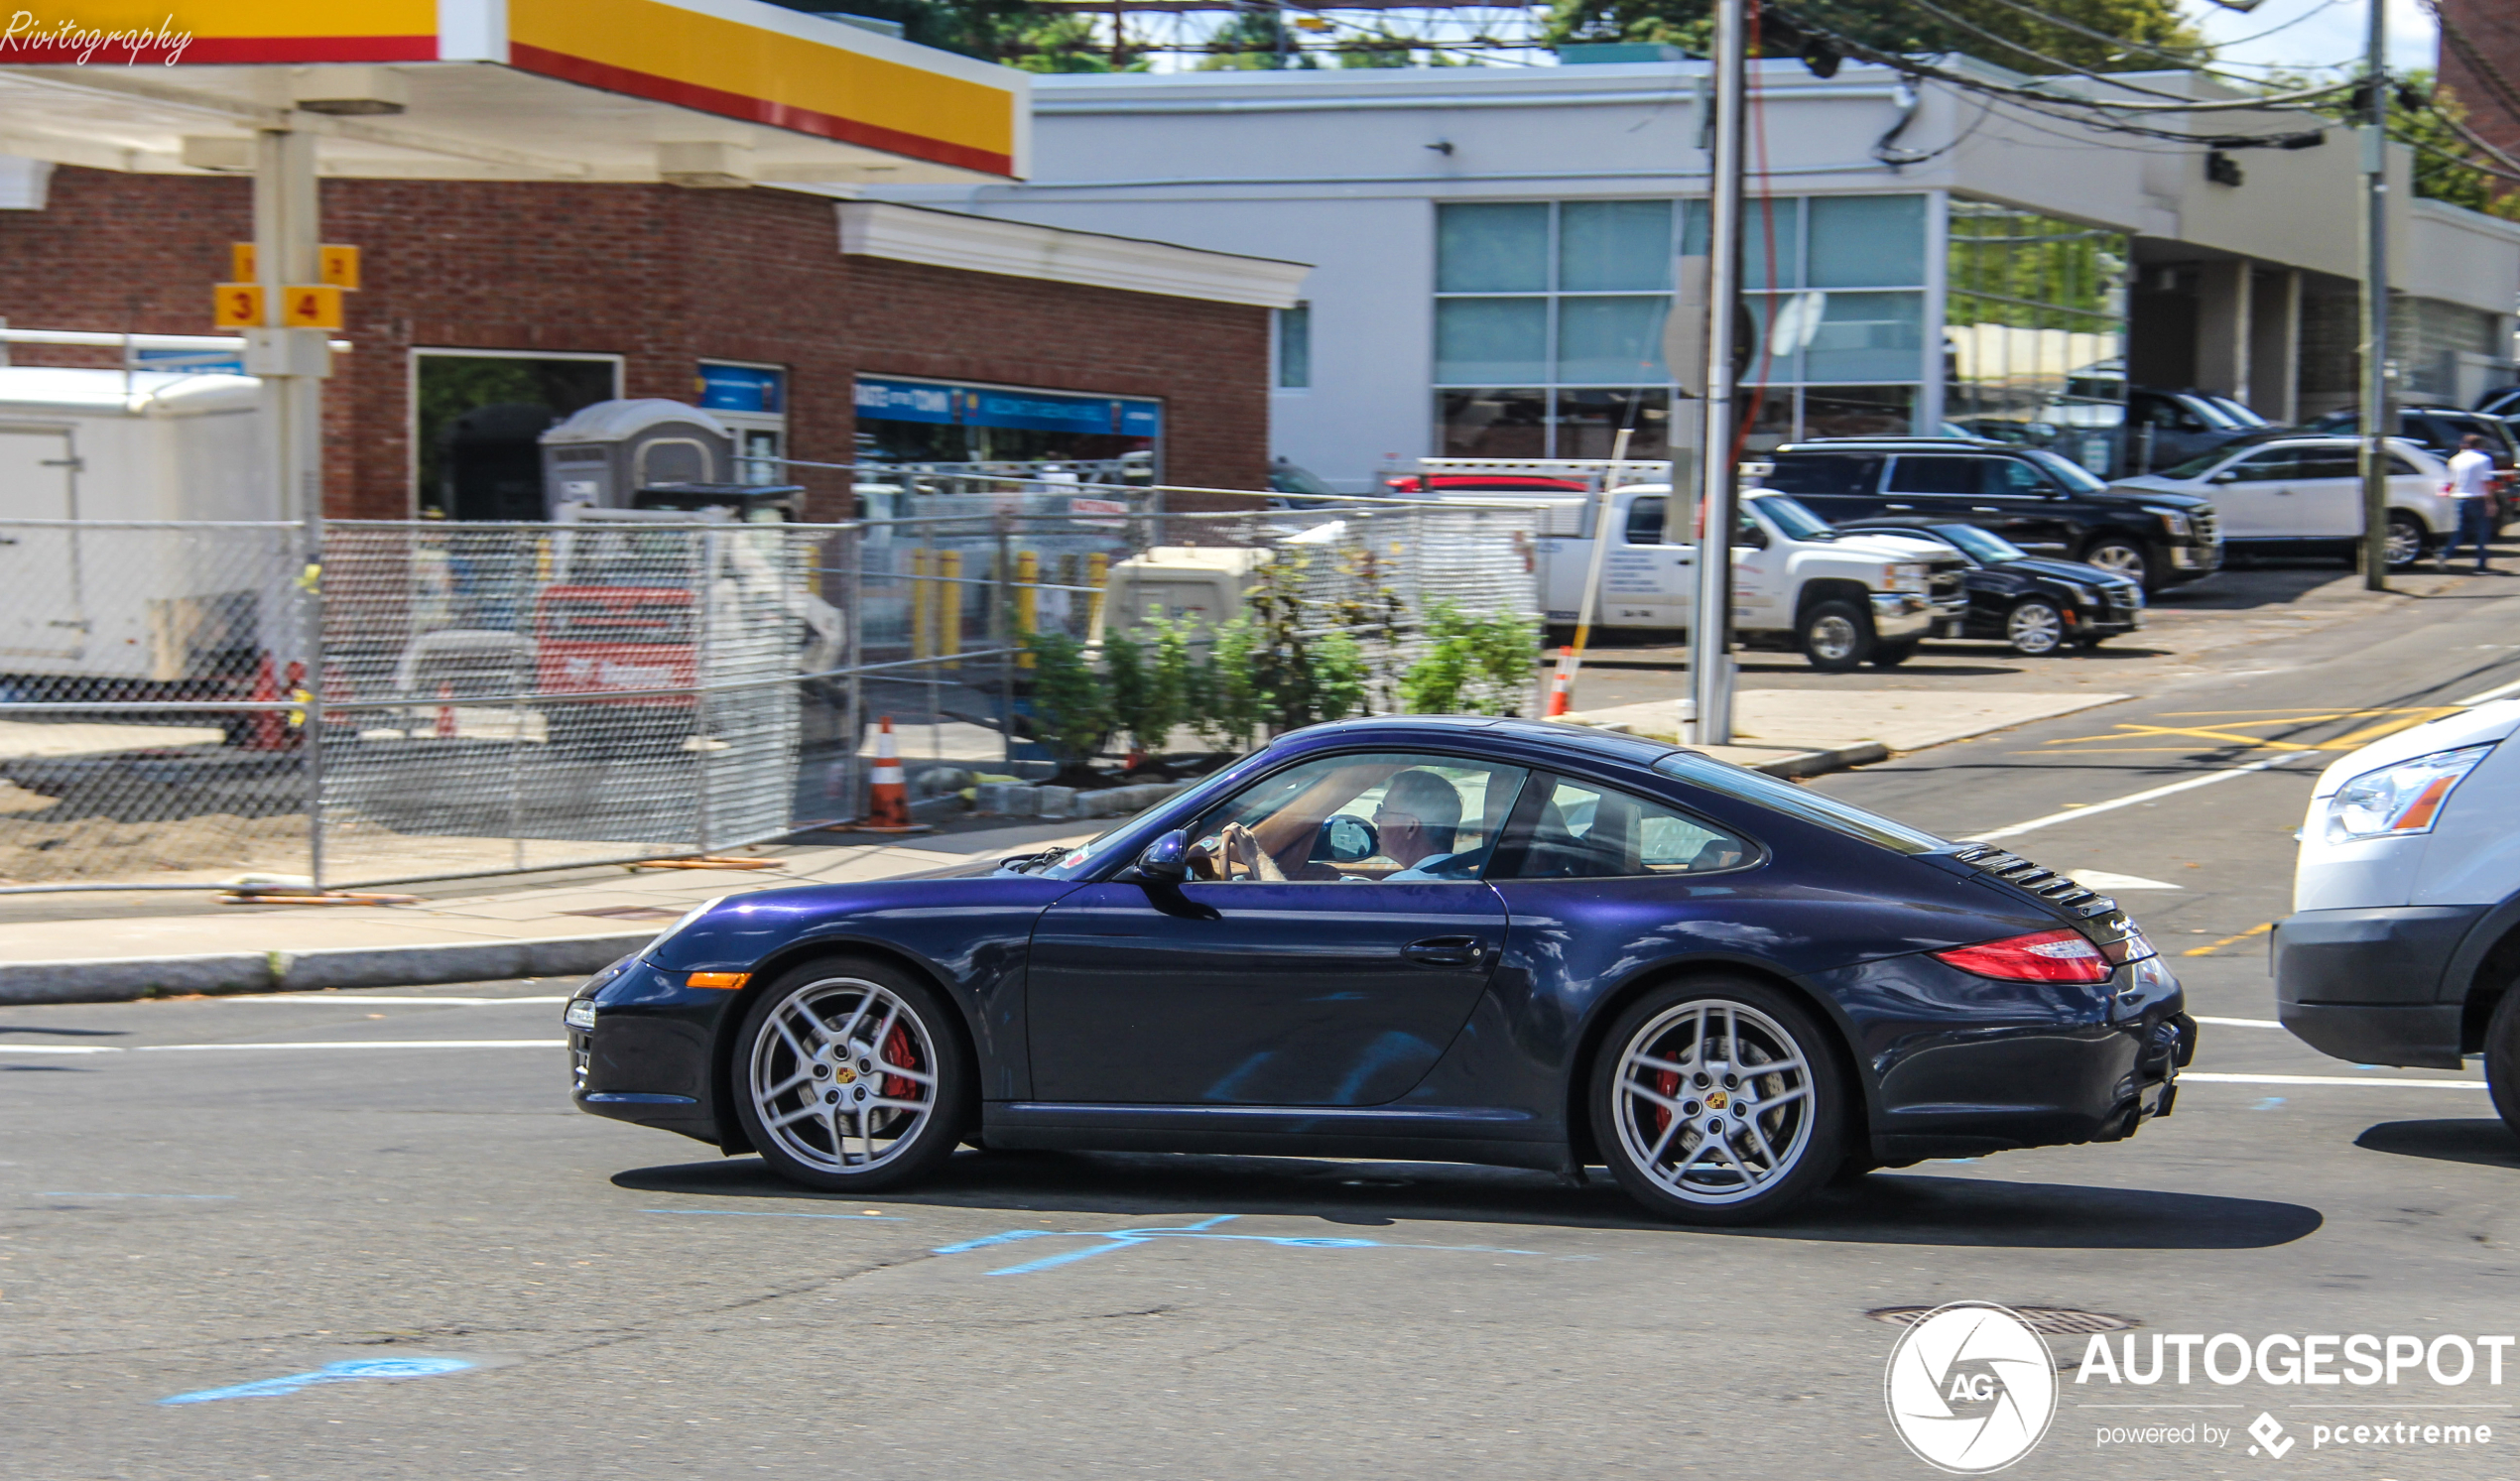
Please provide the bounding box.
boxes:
[1085,551,1109,635]
[910,548,933,660]
[1015,550,1038,669]
[938,549,962,670]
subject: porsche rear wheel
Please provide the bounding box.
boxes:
[1591,977,1845,1225]
[733,959,969,1191]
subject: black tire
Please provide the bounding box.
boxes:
[1589,975,1848,1226]
[2487,986,2520,1140]
[2383,511,2430,570]
[2005,598,2068,657]
[2079,536,2153,590]
[731,956,971,1192]
[1868,641,1918,669]
[1797,599,1873,673]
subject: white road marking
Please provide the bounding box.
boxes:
[2193,1016,2282,1028]
[1972,753,2317,841]
[215,996,570,1005]
[2182,1071,2486,1090]
[0,1040,565,1055]
[2066,870,2182,891]
[2457,676,2520,705]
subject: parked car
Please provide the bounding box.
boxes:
[2124,387,2275,472]
[2273,699,2520,1135]
[2474,385,2520,420]
[2300,405,2519,525]
[1749,436,2221,592]
[567,715,2192,1224]
[2109,435,2453,569]
[1832,518,2142,656]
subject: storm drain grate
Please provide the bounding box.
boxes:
[1867,1305,2138,1335]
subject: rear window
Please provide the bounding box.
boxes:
[1762,452,1882,497]
[1652,752,1947,854]
[1624,497,1666,545]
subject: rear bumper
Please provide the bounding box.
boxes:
[2273,905,2487,1069]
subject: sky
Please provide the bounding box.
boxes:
[2182,0,2441,78]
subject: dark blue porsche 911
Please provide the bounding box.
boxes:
[566,716,2193,1224]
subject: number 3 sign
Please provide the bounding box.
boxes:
[210,283,343,328]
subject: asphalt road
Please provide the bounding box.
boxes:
[7,576,2520,1480]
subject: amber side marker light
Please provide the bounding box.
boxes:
[687,972,751,991]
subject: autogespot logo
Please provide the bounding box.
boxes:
[1885,1302,2061,1474]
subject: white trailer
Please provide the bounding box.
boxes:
[0,366,276,682]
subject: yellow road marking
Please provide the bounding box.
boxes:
[2040,705,2466,753]
[2182,923,2274,957]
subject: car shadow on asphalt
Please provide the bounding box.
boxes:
[2352,1118,2520,1170]
[613,1151,2321,1248]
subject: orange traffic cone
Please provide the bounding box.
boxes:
[244,654,288,751]
[866,716,911,827]
[1544,646,1580,717]
[434,682,458,740]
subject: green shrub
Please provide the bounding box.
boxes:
[1398,602,1539,716]
[1025,630,1111,767]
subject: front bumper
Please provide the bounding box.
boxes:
[2161,540,2223,585]
[2273,905,2487,1069]
[1875,591,1965,642]
[567,955,744,1144]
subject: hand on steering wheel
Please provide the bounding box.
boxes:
[1218,821,1266,882]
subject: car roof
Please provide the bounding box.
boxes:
[1271,714,1680,769]
[1778,437,2025,453]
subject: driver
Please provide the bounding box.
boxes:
[1376,769,1486,880]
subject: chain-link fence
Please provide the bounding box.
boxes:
[0,482,1544,892]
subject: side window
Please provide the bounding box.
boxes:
[1623,496,1667,545]
[1884,456,1982,496]
[1761,453,1880,497]
[2386,453,2423,476]
[2226,450,2298,482]
[1492,775,1753,880]
[2296,450,2360,480]
[1186,752,1529,884]
[1983,458,2047,497]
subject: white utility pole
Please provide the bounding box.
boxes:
[1690,0,1746,746]
[2357,0,2391,591]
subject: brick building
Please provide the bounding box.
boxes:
[2438,0,2520,164]
[0,168,1301,520]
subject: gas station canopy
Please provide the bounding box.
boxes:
[0,0,1029,183]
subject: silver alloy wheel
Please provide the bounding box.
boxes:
[748,975,939,1173]
[1611,999,1816,1206]
[2006,600,2065,656]
[2384,518,2425,567]
[2084,544,2146,580]
[1808,613,1861,663]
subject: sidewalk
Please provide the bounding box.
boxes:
[0,686,2133,1004]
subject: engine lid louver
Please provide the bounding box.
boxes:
[1950,843,2120,922]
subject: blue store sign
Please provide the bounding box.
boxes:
[698,363,785,415]
[855,375,1161,439]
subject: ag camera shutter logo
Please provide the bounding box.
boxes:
[1884,1301,2060,1473]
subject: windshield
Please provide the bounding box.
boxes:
[1749,494,1833,541]
[2156,446,2237,480]
[2023,448,2109,493]
[2206,396,2268,428]
[1935,524,2026,562]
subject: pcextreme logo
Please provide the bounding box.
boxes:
[1885,1302,2060,1474]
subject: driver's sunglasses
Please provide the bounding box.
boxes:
[1373,806,1423,830]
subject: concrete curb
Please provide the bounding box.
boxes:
[0,931,651,1006]
[0,746,1893,1009]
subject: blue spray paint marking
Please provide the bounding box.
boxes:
[160,1357,473,1406]
[932,1214,1541,1277]
[2253,1097,2288,1111]
[642,1207,901,1222]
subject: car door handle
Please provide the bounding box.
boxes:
[1971,506,2000,513]
[1403,935,1480,968]
[1885,503,1915,511]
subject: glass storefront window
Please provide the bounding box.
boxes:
[1809,195,1925,288]
[1557,389,1672,459]
[1437,203,1549,293]
[1436,298,1549,383]
[1804,293,1926,383]
[1943,199,2127,467]
[1557,297,1670,383]
[1437,388,1549,456]
[1803,386,1918,439]
[1560,200,1673,292]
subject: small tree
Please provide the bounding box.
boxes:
[1399,602,1540,716]
[1024,630,1111,773]
[1197,613,1267,753]
[1104,626,1189,766]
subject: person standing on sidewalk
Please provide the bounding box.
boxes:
[2441,433,2497,573]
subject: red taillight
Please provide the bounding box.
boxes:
[1933,928,2112,984]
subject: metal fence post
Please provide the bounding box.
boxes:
[995,514,1014,770]
[841,524,865,824]
[303,520,326,890]
[693,527,717,853]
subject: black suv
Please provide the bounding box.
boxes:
[1749,438,2221,591]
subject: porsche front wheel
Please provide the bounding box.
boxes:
[733,959,969,1191]
[1591,977,1845,1225]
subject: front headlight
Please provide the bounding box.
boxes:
[2149,508,2191,537]
[1888,561,1930,593]
[2323,744,2494,844]
[564,998,598,1032]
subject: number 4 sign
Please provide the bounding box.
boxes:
[281,286,343,328]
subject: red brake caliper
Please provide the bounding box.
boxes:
[1652,1065,1681,1142]
[881,1022,920,1101]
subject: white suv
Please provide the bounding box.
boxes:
[2275,701,2520,1131]
[2115,435,2453,569]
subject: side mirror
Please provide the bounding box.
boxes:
[1136,829,1191,884]
[1312,815,1379,865]
[2208,470,2239,485]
